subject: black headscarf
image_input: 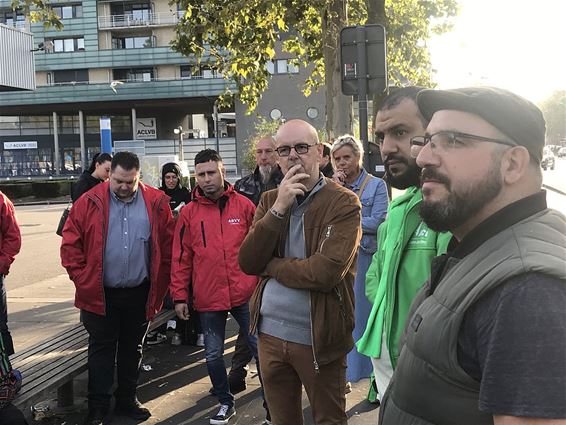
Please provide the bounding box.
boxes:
[159,162,191,211]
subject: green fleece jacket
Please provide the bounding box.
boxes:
[357,186,451,367]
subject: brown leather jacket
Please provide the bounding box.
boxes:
[238,178,361,368]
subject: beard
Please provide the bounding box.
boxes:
[258,164,273,184]
[419,161,503,233]
[384,154,421,189]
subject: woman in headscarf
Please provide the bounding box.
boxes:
[159,162,191,213]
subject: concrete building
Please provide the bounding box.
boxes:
[0,0,325,179]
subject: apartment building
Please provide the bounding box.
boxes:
[0,0,325,178]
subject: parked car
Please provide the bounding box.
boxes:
[541,148,556,170]
[558,147,566,158]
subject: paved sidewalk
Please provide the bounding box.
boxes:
[9,275,379,424]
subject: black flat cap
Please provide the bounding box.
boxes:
[417,86,546,162]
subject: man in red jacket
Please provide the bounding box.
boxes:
[170,149,260,425]
[0,191,21,357]
[61,152,174,425]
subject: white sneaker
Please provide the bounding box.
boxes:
[210,404,235,424]
[196,333,205,347]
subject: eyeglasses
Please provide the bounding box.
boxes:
[409,131,517,158]
[275,143,317,157]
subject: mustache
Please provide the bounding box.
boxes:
[420,167,451,187]
[383,154,409,168]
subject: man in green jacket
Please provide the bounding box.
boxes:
[357,87,451,403]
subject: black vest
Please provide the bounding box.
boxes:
[380,209,566,425]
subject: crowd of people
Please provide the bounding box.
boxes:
[0,85,564,425]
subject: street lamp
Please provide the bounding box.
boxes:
[173,125,185,161]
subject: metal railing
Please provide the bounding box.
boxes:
[98,11,181,29]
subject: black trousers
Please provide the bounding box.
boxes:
[229,328,253,382]
[81,282,150,411]
[0,404,28,425]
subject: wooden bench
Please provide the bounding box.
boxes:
[10,308,177,412]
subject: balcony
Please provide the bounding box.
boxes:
[98,11,181,30]
[0,77,235,109]
[1,20,29,31]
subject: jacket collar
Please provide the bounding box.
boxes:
[449,190,547,259]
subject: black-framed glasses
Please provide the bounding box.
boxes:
[409,131,517,158]
[275,143,318,157]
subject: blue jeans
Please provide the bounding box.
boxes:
[0,275,14,356]
[199,303,258,408]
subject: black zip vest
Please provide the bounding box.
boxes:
[380,209,566,425]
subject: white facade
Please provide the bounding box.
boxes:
[0,23,36,91]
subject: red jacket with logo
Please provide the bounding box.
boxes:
[60,182,174,319]
[0,191,21,276]
[170,184,258,312]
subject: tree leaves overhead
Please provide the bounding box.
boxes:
[171,0,457,112]
[11,0,63,29]
[539,90,566,145]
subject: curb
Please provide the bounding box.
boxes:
[13,199,70,207]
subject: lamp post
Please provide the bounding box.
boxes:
[173,125,185,161]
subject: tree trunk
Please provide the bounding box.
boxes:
[323,0,353,140]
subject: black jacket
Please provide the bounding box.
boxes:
[71,171,102,202]
[234,166,283,206]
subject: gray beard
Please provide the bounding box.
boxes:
[259,165,273,184]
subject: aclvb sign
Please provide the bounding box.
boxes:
[136,118,157,140]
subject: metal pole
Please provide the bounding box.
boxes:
[79,110,86,171]
[131,108,137,140]
[53,111,60,176]
[213,101,220,152]
[356,26,370,169]
[178,131,184,161]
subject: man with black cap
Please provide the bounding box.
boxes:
[378,86,566,425]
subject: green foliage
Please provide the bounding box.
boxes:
[0,180,71,199]
[171,0,458,112]
[11,0,63,29]
[31,181,68,198]
[241,117,282,173]
[0,183,34,199]
[385,0,458,87]
[539,90,566,145]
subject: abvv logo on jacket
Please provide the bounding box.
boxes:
[227,218,241,224]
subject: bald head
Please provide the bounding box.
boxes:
[276,119,319,146]
[274,119,322,190]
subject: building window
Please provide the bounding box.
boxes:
[180,65,220,79]
[113,68,154,82]
[49,37,85,53]
[0,9,25,27]
[112,35,154,49]
[111,2,151,21]
[270,109,282,120]
[52,69,89,84]
[306,107,319,119]
[51,4,83,19]
[267,59,300,75]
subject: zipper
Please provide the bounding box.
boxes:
[319,224,333,252]
[334,286,346,319]
[90,192,107,316]
[200,221,207,247]
[309,293,320,374]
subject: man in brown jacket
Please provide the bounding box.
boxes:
[239,119,361,425]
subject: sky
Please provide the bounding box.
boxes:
[428,0,565,105]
